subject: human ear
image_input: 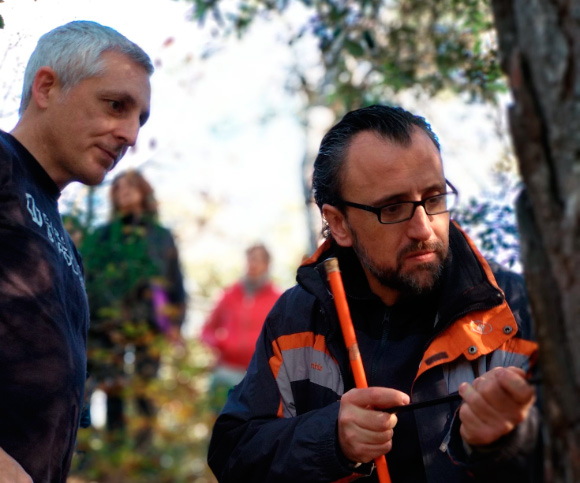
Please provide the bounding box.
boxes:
[30,67,60,109]
[322,204,353,247]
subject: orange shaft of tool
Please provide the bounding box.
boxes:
[324,258,392,483]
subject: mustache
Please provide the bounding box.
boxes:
[398,240,445,262]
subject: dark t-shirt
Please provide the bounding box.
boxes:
[0,130,89,483]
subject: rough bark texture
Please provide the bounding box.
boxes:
[491,0,580,481]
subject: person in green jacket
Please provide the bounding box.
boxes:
[83,170,186,446]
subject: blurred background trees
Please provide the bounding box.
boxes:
[70,339,216,483]
[184,0,522,263]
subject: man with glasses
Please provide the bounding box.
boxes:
[208,105,540,483]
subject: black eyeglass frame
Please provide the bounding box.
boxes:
[338,179,459,225]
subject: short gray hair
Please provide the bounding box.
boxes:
[19,20,154,115]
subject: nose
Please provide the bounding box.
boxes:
[114,116,141,147]
[406,205,434,241]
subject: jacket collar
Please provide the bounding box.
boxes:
[416,222,518,379]
[298,223,518,379]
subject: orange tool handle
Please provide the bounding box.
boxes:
[324,258,392,483]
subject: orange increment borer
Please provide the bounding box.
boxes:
[324,257,392,483]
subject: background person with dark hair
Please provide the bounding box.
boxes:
[82,169,187,446]
[208,105,540,483]
[0,20,152,483]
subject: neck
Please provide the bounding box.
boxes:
[243,274,269,294]
[120,208,144,218]
[11,117,66,190]
[364,271,400,306]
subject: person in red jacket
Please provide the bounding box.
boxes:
[202,243,281,413]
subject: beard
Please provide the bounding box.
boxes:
[350,229,448,297]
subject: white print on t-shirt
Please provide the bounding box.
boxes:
[26,193,84,283]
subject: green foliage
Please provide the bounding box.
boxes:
[81,219,162,319]
[68,214,217,482]
[69,338,218,483]
[186,0,505,114]
[453,178,522,270]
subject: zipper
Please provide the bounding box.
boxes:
[371,308,391,385]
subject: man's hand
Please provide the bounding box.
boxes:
[0,447,32,483]
[338,387,409,464]
[458,366,536,447]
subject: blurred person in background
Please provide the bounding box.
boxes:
[82,169,186,446]
[62,213,86,248]
[201,243,281,413]
[0,20,152,483]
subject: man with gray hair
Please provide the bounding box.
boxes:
[0,21,153,482]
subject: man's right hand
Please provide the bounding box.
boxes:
[338,387,410,464]
[0,447,33,483]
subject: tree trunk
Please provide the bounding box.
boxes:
[491,0,580,481]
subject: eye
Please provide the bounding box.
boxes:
[383,203,404,214]
[108,99,123,112]
[425,195,446,210]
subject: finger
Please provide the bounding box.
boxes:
[458,396,517,447]
[342,403,398,433]
[340,394,399,431]
[459,382,505,425]
[346,439,394,463]
[341,420,395,446]
[481,366,525,379]
[356,410,398,433]
[338,414,396,461]
[459,407,506,446]
[504,366,527,378]
[479,366,529,387]
[463,372,531,416]
[359,439,394,460]
[496,368,536,405]
[459,397,512,434]
[356,427,395,445]
[342,386,410,409]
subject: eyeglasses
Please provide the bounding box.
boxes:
[339,180,458,225]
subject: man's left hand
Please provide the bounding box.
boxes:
[458,366,536,447]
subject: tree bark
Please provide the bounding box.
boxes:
[491,0,580,480]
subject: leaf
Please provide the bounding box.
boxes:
[363,30,375,50]
[344,38,364,57]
